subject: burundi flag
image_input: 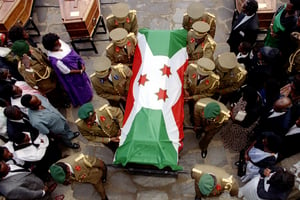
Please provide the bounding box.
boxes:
[114,28,188,171]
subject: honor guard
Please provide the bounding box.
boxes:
[76,103,123,146]
[90,56,132,108]
[182,2,216,38]
[215,52,247,96]
[191,164,239,200]
[194,98,230,158]
[187,21,216,61]
[106,3,138,35]
[106,28,137,66]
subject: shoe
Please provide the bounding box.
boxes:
[102,163,107,183]
[69,143,80,149]
[71,132,80,139]
[195,196,201,200]
[201,150,207,158]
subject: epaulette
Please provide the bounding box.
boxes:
[99,104,113,119]
[129,10,137,15]
[75,118,81,123]
[211,73,220,80]
[237,64,247,75]
[183,13,188,17]
[127,32,135,38]
[89,72,96,78]
[99,104,109,111]
[75,153,85,162]
[106,43,114,51]
[189,63,198,70]
[206,12,216,19]
[106,14,114,21]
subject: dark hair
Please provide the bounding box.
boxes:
[0,83,13,102]
[0,147,5,161]
[245,0,258,15]
[4,105,20,120]
[290,0,300,10]
[42,33,60,51]
[20,94,33,108]
[12,132,26,144]
[264,132,282,153]
[268,168,295,191]
[240,41,252,52]
[8,24,25,43]
[0,162,7,179]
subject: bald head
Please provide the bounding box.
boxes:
[273,97,292,112]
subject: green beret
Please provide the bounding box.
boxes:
[49,164,66,184]
[198,173,215,196]
[204,102,220,119]
[78,102,94,120]
[11,40,29,57]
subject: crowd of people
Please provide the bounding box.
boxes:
[0,0,299,199]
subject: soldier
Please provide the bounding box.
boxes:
[287,32,300,75]
[76,102,122,152]
[182,2,217,38]
[187,21,216,61]
[106,3,138,35]
[49,153,108,200]
[194,98,230,158]
[106,28,137,66]
[90,56,132,108]
[215,52,247,101]
[191,164,239,200]
[184,57,220,124]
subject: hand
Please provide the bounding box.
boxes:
[184,89,190,97]
[184,96,192,101]
[263,168,271,177]
[120,96,127,102]
[81,65,86,72]
[22,54,30,69]
[43,185,49,193]
[110,136,120,143]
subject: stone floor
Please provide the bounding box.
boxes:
[27,0,286,199]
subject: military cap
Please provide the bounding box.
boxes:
[94,56,111,78]
[11,40,29,57]
[204,102,220,119]
[216,52,237,72]
[112,3,129,19]
[78,102,95,120]
[198,173,215,196]
[192,21,210,39]
[187,2,205,19]
[49,164,66,184]
[110,28,128,47]
[197,58,215,76]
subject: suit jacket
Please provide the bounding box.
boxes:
[191,164,239,198]
[227,13,259,54]
[0,170,44,200]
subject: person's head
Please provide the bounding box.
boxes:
[238,41,252,54]
[42,33,61,51]
[290,0,300,10]
[262,132,282,153]
[0,82,13,103]
[109,28,128,47]
[192,21,210,40]
[196,58,215,77]
[11,132,30,145]
[242,0,258,16]
[204,102,221,121]
[78,102,96,126]
[241,86,259,106]
[286,2,296,15]
[21,94,41,110]
[215,52,238,75]
[273,97,292,112]
[0,161,10,179]
[111,3,130,23]
[49,162,72,185]
[94,56,112,79]
[268,167,295,192]
[198,173,217,196]
[0,68,11,80]
[258,46,281,64]
[0,146,13,161]
[187,2,204,19]
[8,23,29,43]
[11,40,30,57]
[4,105,24,120]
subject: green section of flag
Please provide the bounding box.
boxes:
[114,108,182,170]
[139,28,187,58]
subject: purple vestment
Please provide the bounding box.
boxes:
[49,50,93,107]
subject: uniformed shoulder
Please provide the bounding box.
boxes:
[183,13,188,17]
[112,63,125,69]
[90,72,96,79]
[237,63,247,74]
[196,97,213,107]
[106,14,115,21]
[204,12,216,19]
[129,10,137,15]
[187,29,195,38]
[75,118,82,124]
[127,32,135,38]
[210,73,220,79]
[106,43,114,51]
[99,104,109,111]
[188,63,198,70]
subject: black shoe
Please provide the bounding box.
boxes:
[102,163,107,183]
[195,196,201,200]
[201,150,207,158]
[69,143,80,149]
[71,132,80,139]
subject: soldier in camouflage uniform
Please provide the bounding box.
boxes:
[106,3,138,35]
[182,2,216,38]
[187,21,216,61]
[76,102,123,152]
[106,28,137,67]
[184,57,220,124]
[194,98,230,158]
[90,56,132,108]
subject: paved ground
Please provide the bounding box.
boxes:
[28,0,285,200]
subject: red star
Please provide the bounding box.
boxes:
[138,74,148,86]
[156,88,168,101]
[161,64,171,77]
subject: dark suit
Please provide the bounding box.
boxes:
[227,13,259,54]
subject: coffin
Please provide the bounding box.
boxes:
[59,0,101,39]
[235,0,276,29]
[0,0,34,34]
